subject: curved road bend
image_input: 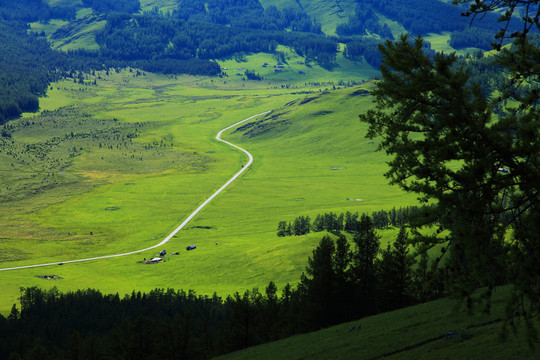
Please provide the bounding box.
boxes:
[0,111,271,272]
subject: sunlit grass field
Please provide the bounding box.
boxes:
[424,32,482,56]
[259,0,357,35]
[218,46,378,86]
[0,66,416,314]
[10,3,532,359]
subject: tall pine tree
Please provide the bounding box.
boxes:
[351,215,380,316]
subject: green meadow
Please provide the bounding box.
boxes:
[139,0,179,14]
[218,45,378,85]
[214,286,538,360]
[258,0,357,35]
[423,32,482,56]
[0,62,416,314]
[5,2,532,358]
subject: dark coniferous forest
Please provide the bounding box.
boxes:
[0,219,448,359]
[81,0,141,14]
[0,0,339,122]
[0,21,61,124]
[0,0,517,122]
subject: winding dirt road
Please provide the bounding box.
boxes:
[0,111,271,272]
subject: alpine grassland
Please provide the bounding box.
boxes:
[214,286,538,360]
[423,32,478,56]
[48,15,106,51]
[139,0,178,14]
[0,66,414,314]
[259,0,357,35]
[2,1,539,359]
[218,45,378,84]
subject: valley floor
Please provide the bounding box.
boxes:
[0,69,415,314]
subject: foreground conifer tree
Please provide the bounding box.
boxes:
[361,0,540,337]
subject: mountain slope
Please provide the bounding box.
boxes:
[260,0,357,35]
[214,287,537,360]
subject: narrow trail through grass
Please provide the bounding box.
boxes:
[0,111,270,272]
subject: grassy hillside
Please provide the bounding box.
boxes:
[140,0,178,14]
[32,0,476,64]
[214,287,538,360]
[217,45,377,84]
[423,32,483,56]
[34,1,178,51]
[0,70,415,314]
[47,14,105,51]
[2,0,486,318]
[260,0,357,35]
[30,0,105,51]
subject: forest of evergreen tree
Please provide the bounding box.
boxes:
[0,0,517,123]
[0,216,449,360]
[276,205,437,236]
[0,0,340,122]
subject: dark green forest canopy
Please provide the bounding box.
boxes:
[0,0,340,122]
[359,0,517,34]
[96,13,336,65]
[336,1,395,38]
[0,0,76,21]
[0,0,529,121]
[0,223,444,359]
[337,0,523,50]
[82,0,141,14]
[173,0,321,33]
[0,21,64,124]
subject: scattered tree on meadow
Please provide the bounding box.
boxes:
[276,221,288,237]
[244,69,263,81]
[292,215,310,236]
[278,205,436,237]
